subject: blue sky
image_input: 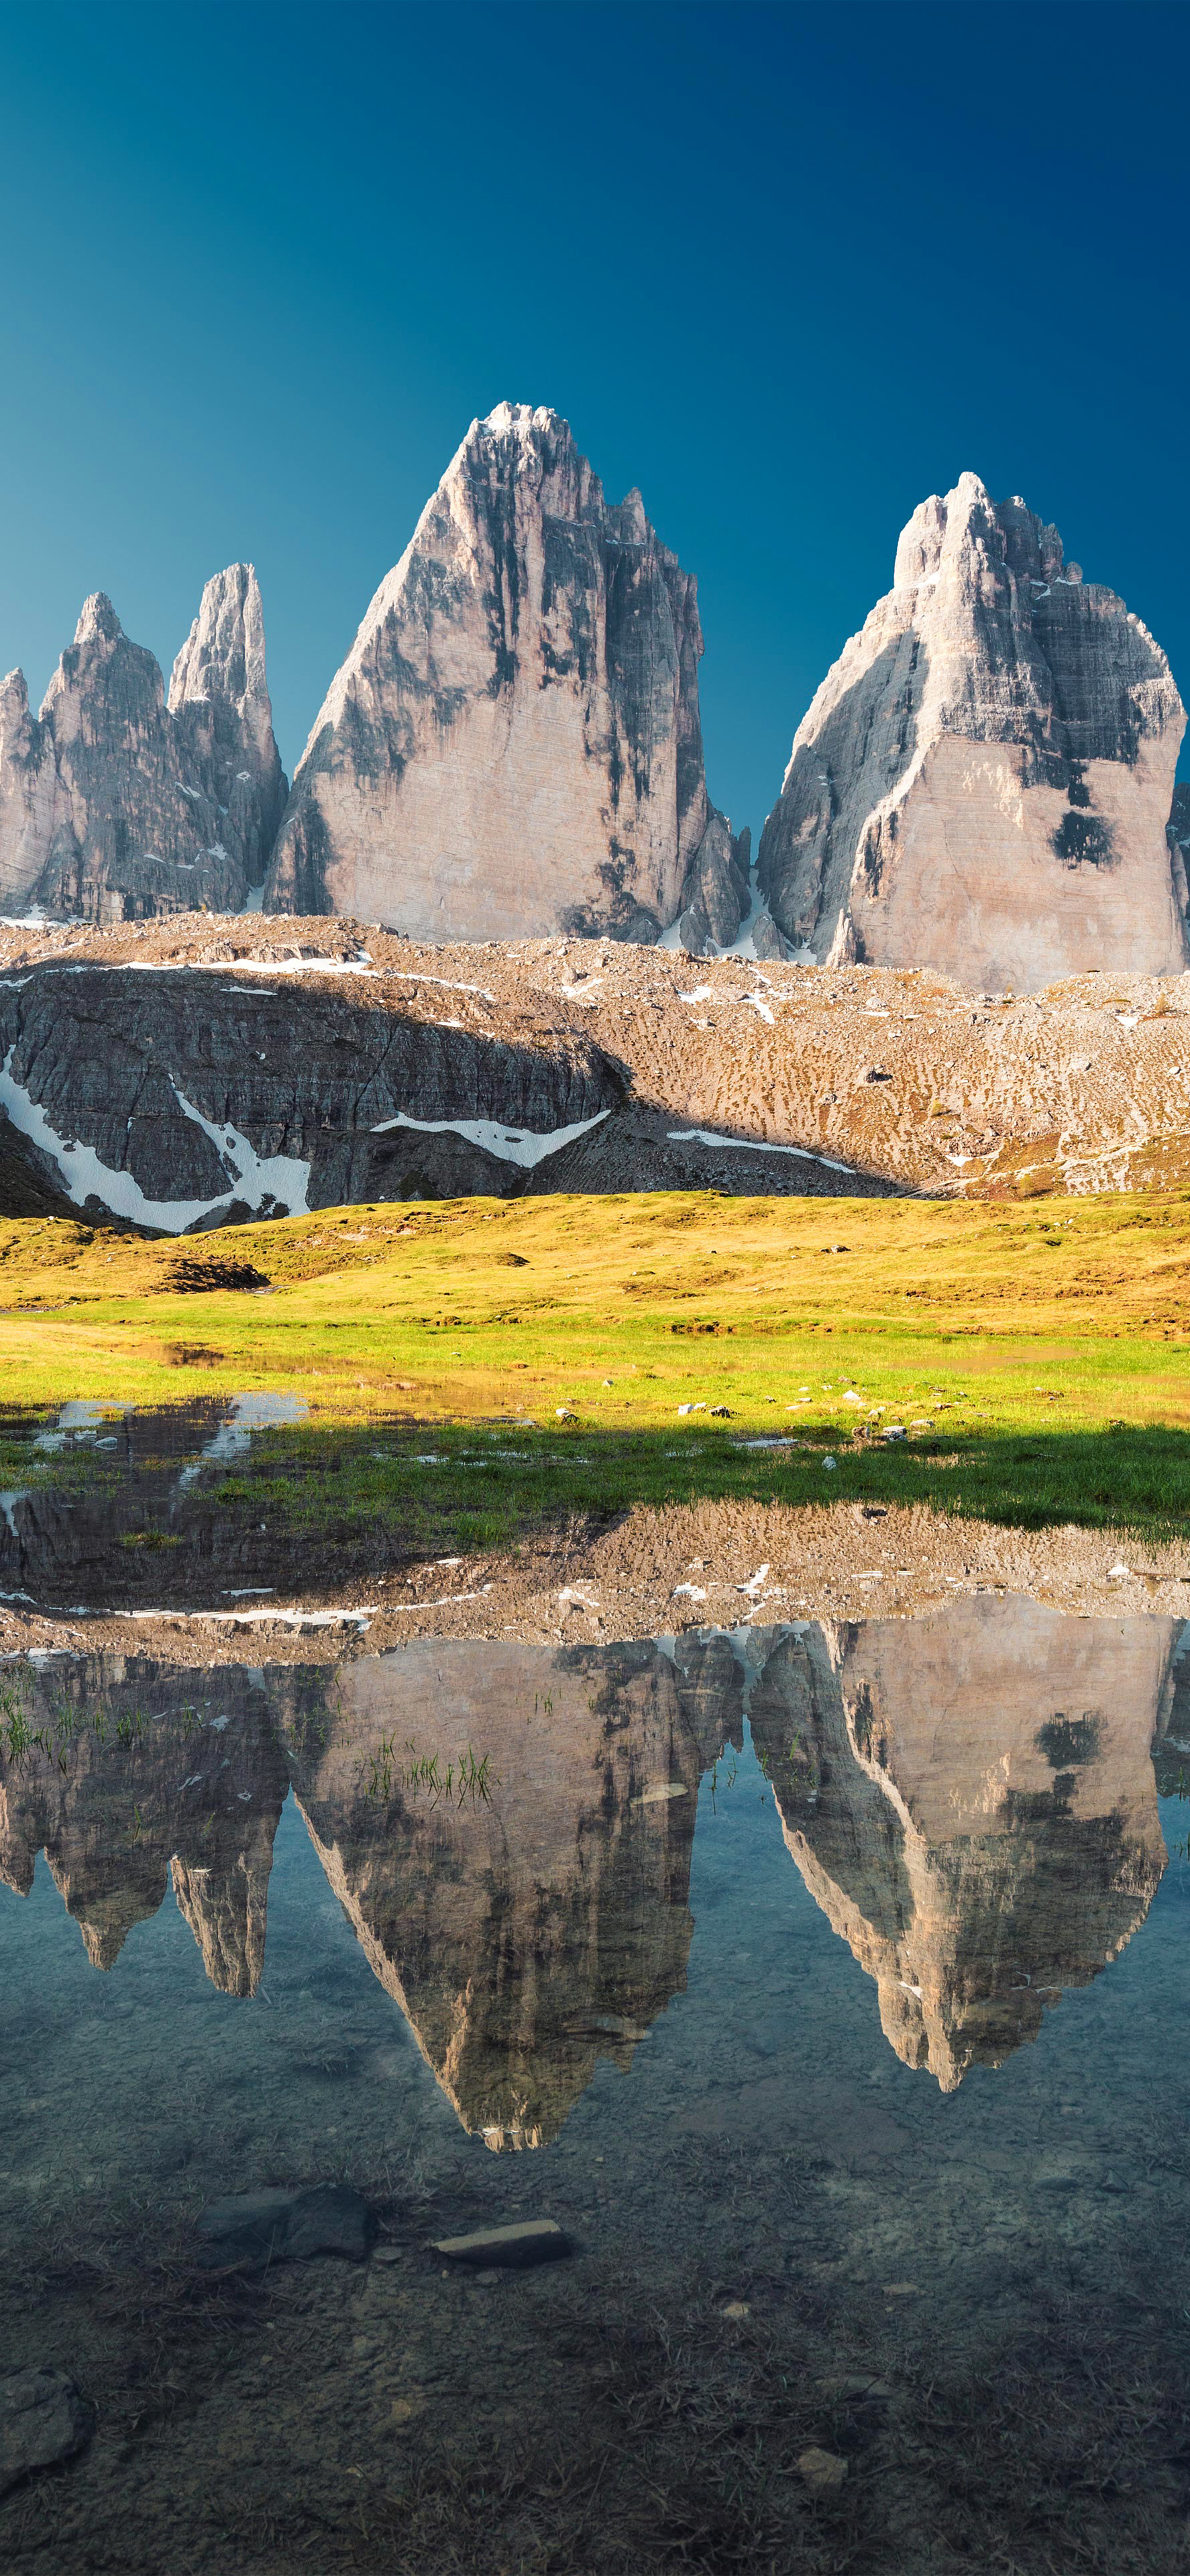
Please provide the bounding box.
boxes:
[2,1,1187,836]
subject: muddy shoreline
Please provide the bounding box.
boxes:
[4,1499,1188,1665]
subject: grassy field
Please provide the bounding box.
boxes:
[2,1188,1190,1552]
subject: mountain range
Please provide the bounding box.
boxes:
[3,413,1185,985]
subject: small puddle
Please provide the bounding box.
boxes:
[0,1395,309,1610]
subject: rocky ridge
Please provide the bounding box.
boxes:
[759,474,1187,990]
[0,569,286,922]
[264,404,744,949]
[4,914,1190,1212]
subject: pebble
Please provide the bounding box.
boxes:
[797,2446,848,2496]
[0,2367,94,2496]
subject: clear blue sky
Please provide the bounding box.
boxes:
[2,1,1187,839]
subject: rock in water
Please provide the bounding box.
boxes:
[796,2447,848,2497]
[0,2367,94,2494]
[195,2183,377,2266]
[429,2219,572,2269]
[265,402,739,945]
[0,569,286,923]
[757,474,1187,991]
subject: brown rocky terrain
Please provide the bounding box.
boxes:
[266,403,746,950]
[759,474,1187,989]
[3,912,1190,1213]
[4,1493,1190,1666]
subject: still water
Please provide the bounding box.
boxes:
[3,1600,1190,2571]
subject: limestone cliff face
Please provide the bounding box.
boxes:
[749,1598,1173,2088]
[758,476,1187,990]
[0,672,56,910]
[168,565,287,884]
[0,571,285,922]
[265,403,739,947]
[0,955,625,1229]
[286,1635,742,2148]
[0,1661,288,1992]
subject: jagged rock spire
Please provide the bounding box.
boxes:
[0,568,285,923]
[758,474,1187,991]
[265,401,740,945]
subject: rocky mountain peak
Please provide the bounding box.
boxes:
[264,400,743,949]
[170,563,270,727]
[759,475,1187,990]
[70,590,125,650]
[169,563,286,879]
[0,568,285,923]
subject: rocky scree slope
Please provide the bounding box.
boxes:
[4,918,1190,1212]
[0,567,286,922]
[264,402,747,952]
[759,473,1187,991]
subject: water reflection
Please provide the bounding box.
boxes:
[751,1598,1175,2089]
[1,1600,1181,2137]
[0,1395,309,1607]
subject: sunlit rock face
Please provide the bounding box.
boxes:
[750,1598,1175,2088]
[0,1662,288,1992]
[0,570,285,922]
[265,403,741,947]
[168,564,288,886]
[285,1636,743,2147]
[758,475,1187,990]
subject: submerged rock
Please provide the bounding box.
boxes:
[429,2219,572,2269]
[796,2446,848,2496]
[759,474,1187,990]
[0,2367,94,2495]
[195,2182,377,2267]
[265,402,739,943]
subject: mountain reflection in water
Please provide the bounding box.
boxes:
[2,1596,1181,2141]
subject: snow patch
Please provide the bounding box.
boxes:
[667,1126,856,1175]
[370,1106,612,1168]
[123,953,376,977]
[0,1048,311,1230]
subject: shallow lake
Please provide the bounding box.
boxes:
[3,1597,1190,2571]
